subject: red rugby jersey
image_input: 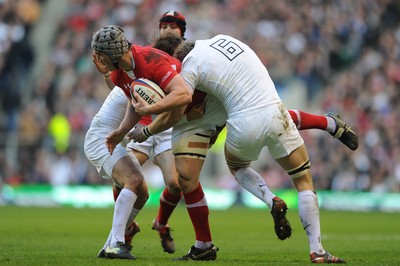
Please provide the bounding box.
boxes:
[111,44,181,125]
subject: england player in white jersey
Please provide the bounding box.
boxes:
[180,35,296,161]
[132,34,346,263]
[85,87,140,180]
[84,87,146,259]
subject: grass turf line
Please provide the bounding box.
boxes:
[0,205,399,265]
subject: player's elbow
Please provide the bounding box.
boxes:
[178,87,192,105]
[171,111,184,124]
[181,91,192,106]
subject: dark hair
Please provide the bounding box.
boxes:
[153,34,183,56]
[174,41,195,62]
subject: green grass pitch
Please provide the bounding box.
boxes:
[0,205,399,265]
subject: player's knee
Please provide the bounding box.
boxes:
[176,165,192,182]
[226,158,251,174]
[178,174,198,193]
[178,173,191,184]
[124,172,145,191]
[166,182,181,195]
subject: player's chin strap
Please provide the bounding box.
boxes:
[226,158,251,169]
[287,160,311,178]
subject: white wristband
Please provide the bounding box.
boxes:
[103,72,111,79]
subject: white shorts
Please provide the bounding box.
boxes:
[225,102,304,161]
[84,125,140,180]
[127,128,173,158]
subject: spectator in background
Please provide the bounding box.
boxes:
[0,0,38,130]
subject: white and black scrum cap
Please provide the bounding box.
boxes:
[91,25,129,62]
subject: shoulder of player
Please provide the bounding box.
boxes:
[137,45,178,62]
[135,45,164,56]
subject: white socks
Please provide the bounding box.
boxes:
[102,207,140,250]
[111,188,137,245]
[102,231,113,250]
[298,190,325,254]
[195,241,213,249]
[326,116,337,133]
[234,168,275,209]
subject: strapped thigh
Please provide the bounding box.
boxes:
[172,131,212,160]
[287,160,311,178]
[226,158,251,169]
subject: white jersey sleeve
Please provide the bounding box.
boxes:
[84,87,130,172]
[90,87,128,129]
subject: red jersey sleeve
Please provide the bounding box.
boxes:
[138,116,152,126]
[111,70,131,98]
[108,45,182,127]
[132,45,181,92]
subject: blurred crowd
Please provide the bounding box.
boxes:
[0,0,400,193]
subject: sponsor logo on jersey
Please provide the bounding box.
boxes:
[162,71,172,83]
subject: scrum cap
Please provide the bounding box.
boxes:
[91,25,129,63]
[159,11,186,37]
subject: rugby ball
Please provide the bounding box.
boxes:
[130,78,165,105]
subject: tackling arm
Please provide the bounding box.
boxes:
[105,101,142,154]
[137,75,192,115]
[148,105,186,134]
[127,105,186,143]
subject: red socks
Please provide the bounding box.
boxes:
[183,183,212,242]
[157,188,182,225]
[288,109,328,130]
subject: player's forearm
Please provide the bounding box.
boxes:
[103,72,115,90]
[148,106,186,135]
[119,103,141,134]
[146,75,192,114]
[150,89,191,115]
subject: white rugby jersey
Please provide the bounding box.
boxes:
[181,34,281,117]
[91,87,128,129]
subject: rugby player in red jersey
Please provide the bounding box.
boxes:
[88,24,190,260]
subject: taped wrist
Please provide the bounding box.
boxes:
[142,126,153,138]
[103,72,111,79]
